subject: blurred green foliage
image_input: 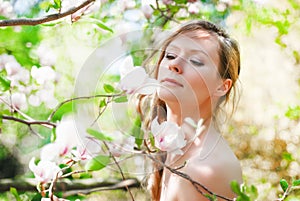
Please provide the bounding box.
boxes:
[0,0,300,200]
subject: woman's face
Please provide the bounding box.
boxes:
[157,30,223,109]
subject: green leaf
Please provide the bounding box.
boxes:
[99,99,107,108]
[51,101,74,121]
[0,15,8,20]
[293,50,300,64]
[113,96,128,103]
[248,185,258,199]
[285,106,300,120]
[86,128,113,142]
[94,21,113,33]
[282,152,294,162]
[10,187,21,201]
[174,0,187,3]
[130,116,143,149]
[85,155,110,171]
[231,180,242,195]
[292,179,300,187]
[280,179,289,192]
[103,84,115,93]
[0,75,11,91]
[54,0,62,9]
[39,1,53,12]
[204,194,217,201]
[31,193,42,201]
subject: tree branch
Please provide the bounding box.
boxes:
[0,178,140,193]
[0,0,95,27]
[1,115,56,128]
[103,141,135,201]
[47,93,122,122]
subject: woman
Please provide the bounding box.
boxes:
[140,20,243,201]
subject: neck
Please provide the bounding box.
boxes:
[165,99,213,126]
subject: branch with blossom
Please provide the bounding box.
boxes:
[1,54,241,201]
[0,0,96,27]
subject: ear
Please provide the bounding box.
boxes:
[213,79,232,97]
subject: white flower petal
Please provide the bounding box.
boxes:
[119,56,134,79]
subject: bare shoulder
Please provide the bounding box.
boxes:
[176,136,243,201]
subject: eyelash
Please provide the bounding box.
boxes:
[165,53,176,60]
[191,59,204,67]
[165,53,204,67]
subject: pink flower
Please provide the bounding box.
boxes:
[29,158,61,184]
[141,4,153,19]
[162,0,173,5]
[40,117,82,161]
[71,145,91,162]
[151,118,186,155]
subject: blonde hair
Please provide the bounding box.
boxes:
[138,20,241,201]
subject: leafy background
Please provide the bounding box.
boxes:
[0,0,300,200]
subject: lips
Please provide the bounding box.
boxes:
[161,78,183,87]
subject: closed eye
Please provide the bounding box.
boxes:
[191,59,204,67]
[165,53,176,60]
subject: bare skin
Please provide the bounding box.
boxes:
[160,124,243,201]
[156,30,243,200]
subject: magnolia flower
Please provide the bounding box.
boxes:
[107,131,135,157]
[4,58,30,87]
[162,0,173,5]
[187,2,202,14]
[31,66,56,85]
[40,118,81,161]
[71,145,91,162]
[119,66,158,95]
[11,92,27,110]
[29,158,61,184]
[151,118,186,155]
[119,56,135,78]
[141,0,154,19]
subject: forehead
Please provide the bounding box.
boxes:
[167,30,220,65]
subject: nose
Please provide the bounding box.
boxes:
[168,59,183,74]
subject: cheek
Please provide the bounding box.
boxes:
[185,70,219,95]
[157,64,168,80]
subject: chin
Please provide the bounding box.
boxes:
[157,87,180,103]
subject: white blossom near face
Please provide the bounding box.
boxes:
[151,117,187,155]
[55,118,81,151]
[119,66,158,95]
[29,157,61,184]
[119,56,135,79]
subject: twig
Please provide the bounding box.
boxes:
[1,115,56,128]
[0,0,95,27]
[90,97,113,127]
[48,161,75,200]
[146,153,233,201]
[47,93,122,122]
[103,141,135,201]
